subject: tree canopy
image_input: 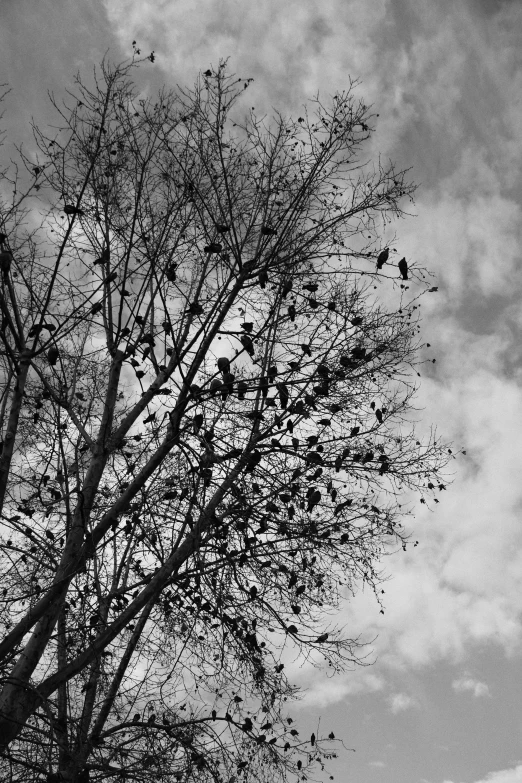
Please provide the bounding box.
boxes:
[0,53,451,783]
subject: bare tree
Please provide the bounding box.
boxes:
[0,52,451,783]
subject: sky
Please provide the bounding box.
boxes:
[1,0,522,781]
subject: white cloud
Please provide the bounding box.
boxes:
[291,668,385,709]
[452,676,490,698]
[387,692,417,713]
[369,760,386,768]
[443,765,522,783]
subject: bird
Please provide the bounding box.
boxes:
[193,413,204,434]
[209,378,222,397]
[63,204,84,216]
[316,363,329,378]
[276,383,289,409]
[94,247,110,265]
[215,224,230,233]
[307,489,321,513]
[217,357,230,374]
[376,248,389,270]
[188,301,204,315]
[132,714,140,723]
[398,257,408,280]
[237,380,248,400]
[203,243,222,254]
[0,250,12,275]
[261,225,277,236]
[258,269,269,288]
[47,347,59,366]
[259,376,269,397]
[316,632,329,643]
[221,372,235,400]
[165,264,177,282]
[375,409,383,424]
[288,304,296,322]
[281,279,293,297]
[240,334,254,357]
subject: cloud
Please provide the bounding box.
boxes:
[291,668,385,709]
[369,760,386,768]
[452,676,491,698]
[443,765,522,783]
[387,692,418,713]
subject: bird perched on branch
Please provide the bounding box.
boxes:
[376,248,389,270]
[63,204,84,216]
[0,233,12,277]
[240,334,254,357]
[209,378,223,397]
[47,347,59,366]
[398,257,408,280]
[217,357,230,374]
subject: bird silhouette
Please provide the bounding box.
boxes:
[47,347,59,366]
[63,204,84,216]
[0,250,12,275]
[398,257,408,280]
[258,269,269,288]
[376,248,389,269]
[282,279,293,297]
[222,372,235,398]
[166,264,177,282]
[217,357,231,374]
[276,383,289,409]
[241,335,254,356]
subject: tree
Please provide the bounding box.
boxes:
[0,52,451,782]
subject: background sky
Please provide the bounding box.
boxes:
[1,1,522,782]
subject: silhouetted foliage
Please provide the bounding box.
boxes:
[0,53,450,783]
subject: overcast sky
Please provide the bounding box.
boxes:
[1,1,522,782]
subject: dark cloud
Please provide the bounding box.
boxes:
[0,0,122,152]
